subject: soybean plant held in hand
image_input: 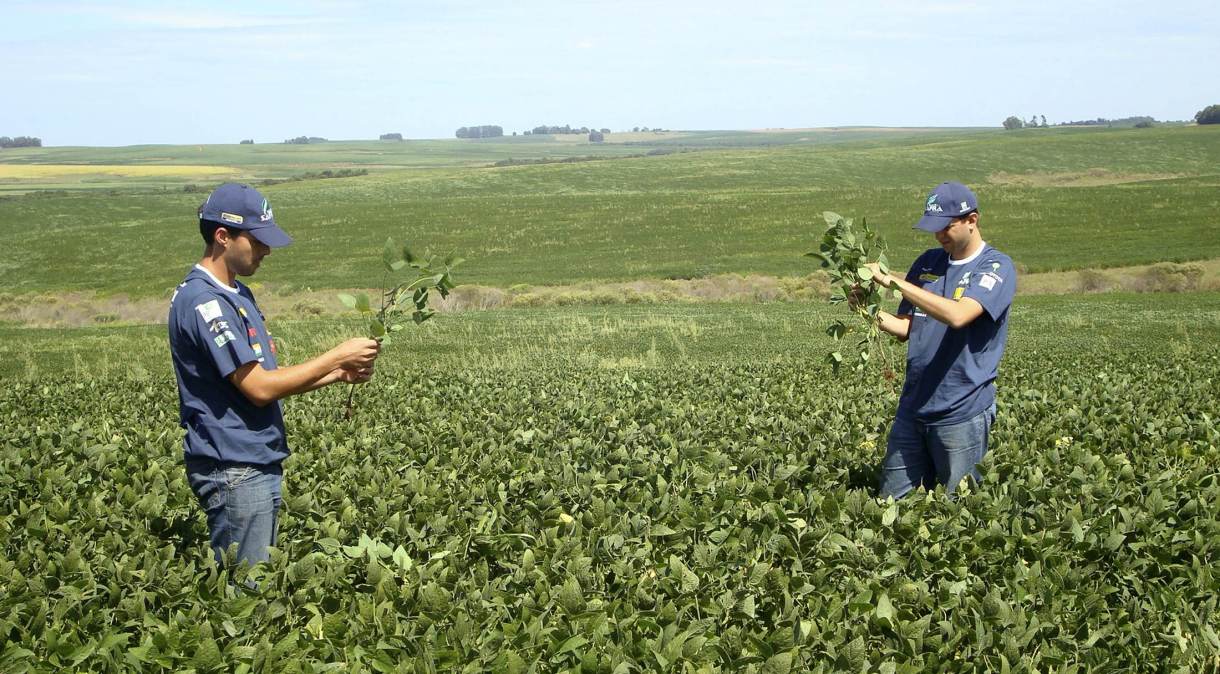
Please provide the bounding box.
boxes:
[338,237,463,418]
[806,211,901,379]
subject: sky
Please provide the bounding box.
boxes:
[2,0,1217,146]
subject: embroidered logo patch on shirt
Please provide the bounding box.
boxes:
[196,300,223,323]
[978,275,997,291]
[953,286,965,300]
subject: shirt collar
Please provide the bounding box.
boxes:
[193,264,239,293]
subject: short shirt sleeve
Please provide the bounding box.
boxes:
[963,255,1017,320]
[188,295,259,378]
[896,253,927,316]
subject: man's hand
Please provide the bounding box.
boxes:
[331,338,381,370]
[864,262,896,289]
[847,284,868,310]
[334,367,374,384]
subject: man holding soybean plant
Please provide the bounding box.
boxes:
[862,181,1017,498]
[168,183,381,568]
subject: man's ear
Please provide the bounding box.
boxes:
[212,227,232,249]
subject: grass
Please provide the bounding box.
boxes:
[1,125,1218,297]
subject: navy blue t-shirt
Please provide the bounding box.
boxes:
[168,265,289,465]
[895,244,1017,425]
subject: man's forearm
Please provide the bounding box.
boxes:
[888,276,979,329]
[877,310,911,341]
[230,350,343,406]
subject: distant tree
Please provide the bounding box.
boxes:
[379,132,403,141]
[1002,116,1024,130]
[1196,105,1220,125]
[512,131,517,136]
[239,139,254,144]
[0,135,42,148]
[1040,115,1047,128]
[588,131,604,143]
[457,125,503,139]
[632,126,640,132]
[283,136,327,144]
[600,128,610,134]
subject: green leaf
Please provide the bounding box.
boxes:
[876,592,896,622]
[369,319,386,338]
[337,293,357,309]
[407,274,445,292]
[669,555,700,593]
[355,293,371,313]
[857,267,873,281]
[555,635,588,656]
[760,653,793,674]
[882,502,897,526]
[382,237,399,272]
[822,211,842,226]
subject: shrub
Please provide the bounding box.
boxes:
[1127,262,1203,293]
[1077,269,1112,292]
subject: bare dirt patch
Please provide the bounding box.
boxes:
[5,262,1217,328]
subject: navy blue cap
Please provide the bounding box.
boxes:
[915,181,978,232]
[198,183,293,248]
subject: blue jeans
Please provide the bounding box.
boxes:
[185,460,283,567]
[878,403,996,499]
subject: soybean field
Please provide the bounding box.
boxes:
[1,127,1219,672]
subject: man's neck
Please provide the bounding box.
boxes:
[950,237,985,261]
[198,256,236,288]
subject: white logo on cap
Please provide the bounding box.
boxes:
[926,193,943,213]
[961,202,969,211]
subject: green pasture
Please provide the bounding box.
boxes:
[0,128,985,193]
[1,125,1218,297]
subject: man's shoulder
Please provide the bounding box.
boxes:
[977,247,1017,273]
[172,278,223,313]
[170,279,245,329]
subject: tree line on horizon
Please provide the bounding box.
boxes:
[1002,106,1220,130]
[0,136,42,148]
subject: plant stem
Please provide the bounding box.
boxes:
[344,383,356,420]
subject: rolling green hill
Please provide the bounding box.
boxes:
[1,125,1217,297]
